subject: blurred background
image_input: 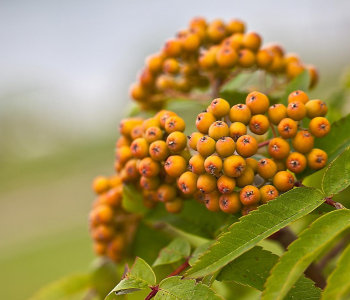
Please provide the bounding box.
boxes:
[1,0,350,299]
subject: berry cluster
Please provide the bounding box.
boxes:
[130,17,318,110]
[182,90,330,215]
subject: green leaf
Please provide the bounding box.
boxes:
[108,257,156,296]
[217,246,321,299]
[280,70,310,105]
[153,238,191,267]
[322,146,350,197]
[189,241,215,266]
[145,200,228,239]
[122,184,150,214]
[29,273,91,300]
[322,242,350,300]
[262,209,350,300]
[219,90,248,106]
[154,276,224,300]
[184,187,325,279]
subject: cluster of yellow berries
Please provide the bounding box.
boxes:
[130,17,318,110]
[181,90,330,215]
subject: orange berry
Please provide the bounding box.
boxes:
[217,175,236,194]
[286,152,307,173]
[227,19,245,34]
[129,83,148,102]
[204,155,223,175]
[273,159,287,172]
[119,118,143,137]
[273,171,295,192]
[257,158,277,179]
[307,149,328,170]
[292,131,314,153]
[196,112,216,134]
[229,104,252,124]
[256,49,273,69]
[197,173,217,194]
[178,171,198,195]
[91,204,114,223]
[140,176,161,190]
[219,192,242,214]
[164,155,187,178]
[138,157,160,178]
[223,155,246,177]
[288,90,309,104]
[268,137,291,160]
[188,132,204,151]
[277,118,298,139]
[165,116,186,133]
[158,110,177,128]
[308,65,319,89]
[246,91,270,115]
[199,47,218,70]
[236,135,258,158]
[246,158,258,174]
[146,53,164,74]
[238,49,255,68]
[144,126,163,143]
[242,32,261,52]
[180,31,201,52]
[188,154,206,175]
[208,121,230,140]
[155,75,174,91]
[142,117,161,132]
[249,114,270,135]
[286,62,305,79]
[116,136,131,148]
[116,146,133,165]
[166,131,187,152]
[139,68,154,88]
[163,58,180,75]
[149,140,170,161]
[222,35,242,51]
[309,117,331,138]
[93,242,107,255]
[165,198,183,214]
[197,136,216,157]
[162,38,182,57]
[236,166,255,188]
[268,104,287,126]
[216,137,236,157]
[125,159,140,181]
[204,190,221,212]
[260,185,279,204]
[287,101,307,121]
[241,204,259,216]
[130,125,143,140]
[216,46,238,68]
[92,176,110,194]
[130,138,149,159]
[239,185,261,205]
[229,122,247,141]
[305,100,328,119]
[210,98,230,118]
[91,225,114,242]
[157,184,177,202]
[207,19,227,43]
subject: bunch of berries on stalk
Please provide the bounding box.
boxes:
[130,17,318,110]
[181,90,330,215]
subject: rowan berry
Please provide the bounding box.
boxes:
[242,32,261,52]
[157,184,177,202]
[180,31,201,52]
[91,204,114,223]
[260,185,279,204]
[139,68,154,88]
[268,137,291,160]
[197,173,217,194]
[307,149,328,170]
[241,204,259,216]
[142,118,161,132]
[119,118,143,137]
[256,49,273,69]
[149,140,169,161]
[216,46,238,68]
[92,225,114,242]
[257,158,277,179]
[268,104,287,126]
[138,157,160,178]
[292,131,314,153]
[216,136,236,157]
[166,131,187,152]
[285,53,300,65]
[238,49,255,68]
[197,136,216,157]
[108,175,122,188]
[207,19,227,43]
[144,126,163,143]
[199,47,218,70]
[130,125,143,140]
[176,77,192,93]
[273,171,295,192]
[146,53,164,74]
[143,197,158,209]
[249,114,270,135]
[229,122,247,141]
[163,58,180,75]
[204,155,223,175]
[189,16,207,30]
[309,117,331,138]
[164,155,187,178]
[116,136,131,148]
[236,135,258,158]
[286,152,307,173]
[227,19,245,34]
[277,118,298,139]
[105,186,123,207]
[210,98,230,118]
[272,159,287,172]
[288,90,309,104]
[246,91,270,115]
[204,190,221,212]
[106,235,125,262]
[125,159,140,181]
[162,38,182,58]
[222,35,241,51]
[130,83,148,102]
[140,176,161,190]
[217,174,236,194]
[116,146,133,165]
[93,242,107,256]
[164,116,186,134]
[92,176,110,194]
[196,112,216,134]
[308,65,319,89]
[239,185,261,205]
[246,157,258,174]
[229,104,252,124]
[178,171,198,195]
[208,121,230,140]
[268,54,286,73]
[158,110,178,128]
[236,166,255,188]
[155,75,174,91]
[219,192,242,214]
[187,132,203,151]
[223,155,246,177]
[165,198,183,214]
[305,100,328,118]
[286,62,305,79]
[188,154,206,175]
[287,101,307,121]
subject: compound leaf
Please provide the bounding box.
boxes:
[153,238,191,267]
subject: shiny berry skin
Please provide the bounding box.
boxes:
[204,155,223,175]
[242,32,261,52]
[249,114,270,135]
[273,159,287,172]
[158,110,177,128]
[157,184,177,202]
[130,125,143,140]
[164,155,187,178]
[227,19,245,34]
[144,126,163,143]
[307,149,328,170]
[308,65,319,89]
[178,171,198,195]
[162,38,182,58]
[217,175,236,194]
[196,112,216,134]
[308,117,331,138]
[305,100,328,118]
[238,49,255,68]
[236,166,255,188]
[149,140,170,161]
[140,176,161,190]
[286,62,305,79]
[223,155,246,177]
[236,135,258,158]
[219,192,242,214]
[204,190,221,212]
[210,98,230,118]
[207,19,227,43]
[229,104,252,124]
[91,204,114,223]
[257,158,278,179]
[256,49,273,69]
[286,101,307,121]
[277,118,298,139]
[125,159,140,181]
[273,171,295,192]
[146,53,164,74]
[138,157,160,178]
[165,116,186,134]
[163,58,180,75]
[165,198,183,214]
[216,137,236,157]
[229,122,247,141]
[268,138,291,160]
[199,47,218,70]
[92,176,110,194]
[241,204,259,216]
[286,152,307,173]
[116,145,134,165]
[188,132,204,151]
[260,185,279,204]
[268,104,287,126]
[197,136,216,157]
[246,91,270,115]
[288,90,309,104]
[188,154,206,175]
[216,46,238,68]
[246,158,258,174]
[197,173,217,194]
[292,131,314,154]
[166,131,187,152]
[116,136,131,148]
[208,121,230,140]
[239,185,261,205]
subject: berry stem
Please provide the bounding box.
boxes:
[258,139,272,148]
[144,287,159,300]
[270,124,277,138]
[167,258,190,277]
